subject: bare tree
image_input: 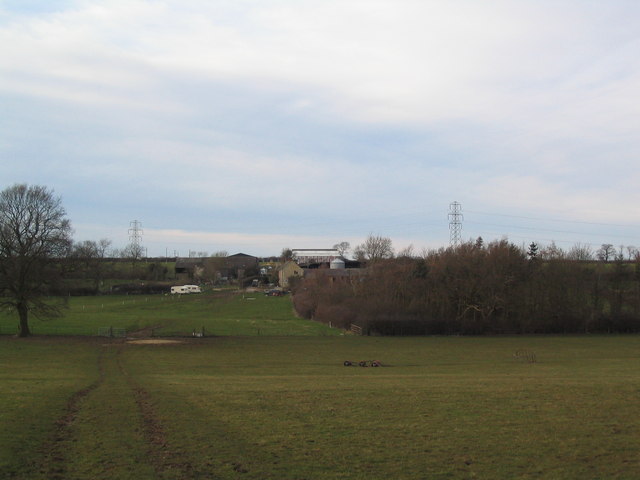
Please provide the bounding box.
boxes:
[596,244,616,262]
[539,241,565,260]
[71,238,112,293]
[354,234,394,263]
[121,242,145,262]
[567,243,593,261]
[397,244,416,259]
[0,184,73,336]
[281,247,295,262]
[333,241,351,257]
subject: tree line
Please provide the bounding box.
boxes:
[2,183,638,337]
[292,237,640,335]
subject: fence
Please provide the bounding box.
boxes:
[97,327,127,338]
[0,325,127,337]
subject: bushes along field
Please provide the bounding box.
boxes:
[293,239,640,335]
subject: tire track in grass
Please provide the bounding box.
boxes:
[115,347,209,479]
[36,344,161,479]
[36,342,213,479]
[37,349,106,480]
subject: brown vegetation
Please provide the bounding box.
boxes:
[292,239,640,335]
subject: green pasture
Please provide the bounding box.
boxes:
[1,335,639,479]
[0,291,337,337]
[0,338,101,478]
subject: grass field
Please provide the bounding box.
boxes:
[1,334,639,479]
[0,291,337,337]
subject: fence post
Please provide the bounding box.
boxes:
[109,326,113,338]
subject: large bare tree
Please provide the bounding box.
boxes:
[597,244,616,262]
[0,184,72,336]
[354,234,394,263]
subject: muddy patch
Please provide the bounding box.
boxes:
[127,339,184,345]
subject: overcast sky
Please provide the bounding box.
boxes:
[1,0,639,258]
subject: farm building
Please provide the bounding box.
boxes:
[292,249,340,266]
[224,253,259,272]
[302,258,366,284]
[175,258,204,281]
[278,254,364,287]
[277,261,304,288]
[175,253,259,282]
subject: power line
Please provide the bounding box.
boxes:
[464,221,636,240]
[464,209,639,229]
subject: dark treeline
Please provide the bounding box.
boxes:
[292,239,640,335]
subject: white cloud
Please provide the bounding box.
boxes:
[2,0,638,148]
[2,0,639,255]
[473,174,640,224]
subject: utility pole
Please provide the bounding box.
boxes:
[448,202,463,248]
[128,220,144,259]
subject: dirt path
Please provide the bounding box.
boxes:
[36,351,106,480]
[35,344,203,480]
[115,349,202,479]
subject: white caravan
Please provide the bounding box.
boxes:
[170,285,189,294]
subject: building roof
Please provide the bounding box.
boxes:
[276,260,303,272]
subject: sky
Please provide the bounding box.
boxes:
[1,0,639,258]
